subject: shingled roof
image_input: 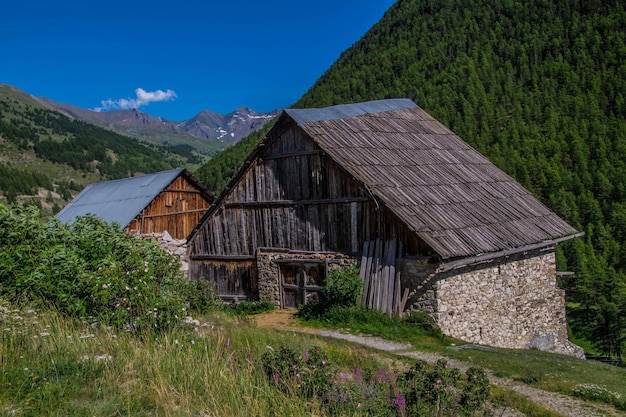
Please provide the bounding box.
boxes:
[284,99,580,260]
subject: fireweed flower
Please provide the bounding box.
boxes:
[396,394,405,409]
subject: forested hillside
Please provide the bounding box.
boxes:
[194,0,626,358]
[193,125,273,193]
[0,86,202,213]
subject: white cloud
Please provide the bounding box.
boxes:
[93,88,177,112]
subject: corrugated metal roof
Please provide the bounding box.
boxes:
[288,99,580,259]
[57,169,184,228]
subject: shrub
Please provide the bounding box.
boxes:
[261,344,333,399]
[261,345,491,416]
[296,265,363,320]
[400,359,491,416]
[184,279,222,314]
[571,383,623,407]
[0,203,218,332]
[324,265,363,307]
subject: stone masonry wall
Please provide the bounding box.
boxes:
[256,249,356,307]
[433,249,584,358]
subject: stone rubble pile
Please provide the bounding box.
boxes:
[143,231,189,273]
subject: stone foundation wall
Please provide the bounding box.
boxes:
[432,249,583,358]
[256,249,356,307]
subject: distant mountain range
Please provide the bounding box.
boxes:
[38,96,280,156]
[0,83,277,213]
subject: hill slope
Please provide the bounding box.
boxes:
[194,0,626,358]
[0,84,201,213]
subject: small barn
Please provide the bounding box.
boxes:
[187,99,583,356]
[57,168,214,240]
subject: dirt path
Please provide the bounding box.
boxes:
[255,309,625,417]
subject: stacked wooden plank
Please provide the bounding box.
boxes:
[359,238,405,316]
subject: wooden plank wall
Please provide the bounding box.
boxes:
[190,128,380,258]
[128,176,212,239]
[189,260,257,298]
[189,125,434,299]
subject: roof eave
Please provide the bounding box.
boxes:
[436,231,585,273]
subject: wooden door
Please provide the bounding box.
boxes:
[279,262,325,308]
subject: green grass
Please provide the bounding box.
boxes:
[443,344,626,402]
[295,304,626,411]
[0,303,319,417]
[490,386,563,417]
[3,300,625,416]
[296,305,447,349]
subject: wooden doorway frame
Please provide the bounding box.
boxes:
[277,259,326,308]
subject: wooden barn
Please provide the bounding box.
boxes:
[187,99,584,356]
[57,168,214,240]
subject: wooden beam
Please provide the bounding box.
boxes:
[273,258,326,264]
[223,197,370,208]
[281,284,322,291]
[164,189,204,194]
[190,255,255,261]
[260,150,323,160]
[137,208,208,219]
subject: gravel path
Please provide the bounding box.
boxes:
[318,330,625,417]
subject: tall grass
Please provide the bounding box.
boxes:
[0,302,316,416]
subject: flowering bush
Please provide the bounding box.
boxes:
[261,344,491,416]
[0,204,217,332]
[261,344,333,399]
[400,359,490,416]
[571,383,623,407]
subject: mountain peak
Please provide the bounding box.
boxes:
[33,91,279,153]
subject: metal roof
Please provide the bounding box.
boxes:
[285,98,416,124]
[57,169,185,228]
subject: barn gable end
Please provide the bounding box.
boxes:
[57,169,214,240]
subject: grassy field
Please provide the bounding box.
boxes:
[2,300,625,417]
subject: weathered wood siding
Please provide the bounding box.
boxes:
[189,125,431,297]
[127,176,212,239]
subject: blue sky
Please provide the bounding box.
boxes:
[3,1,396,120]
